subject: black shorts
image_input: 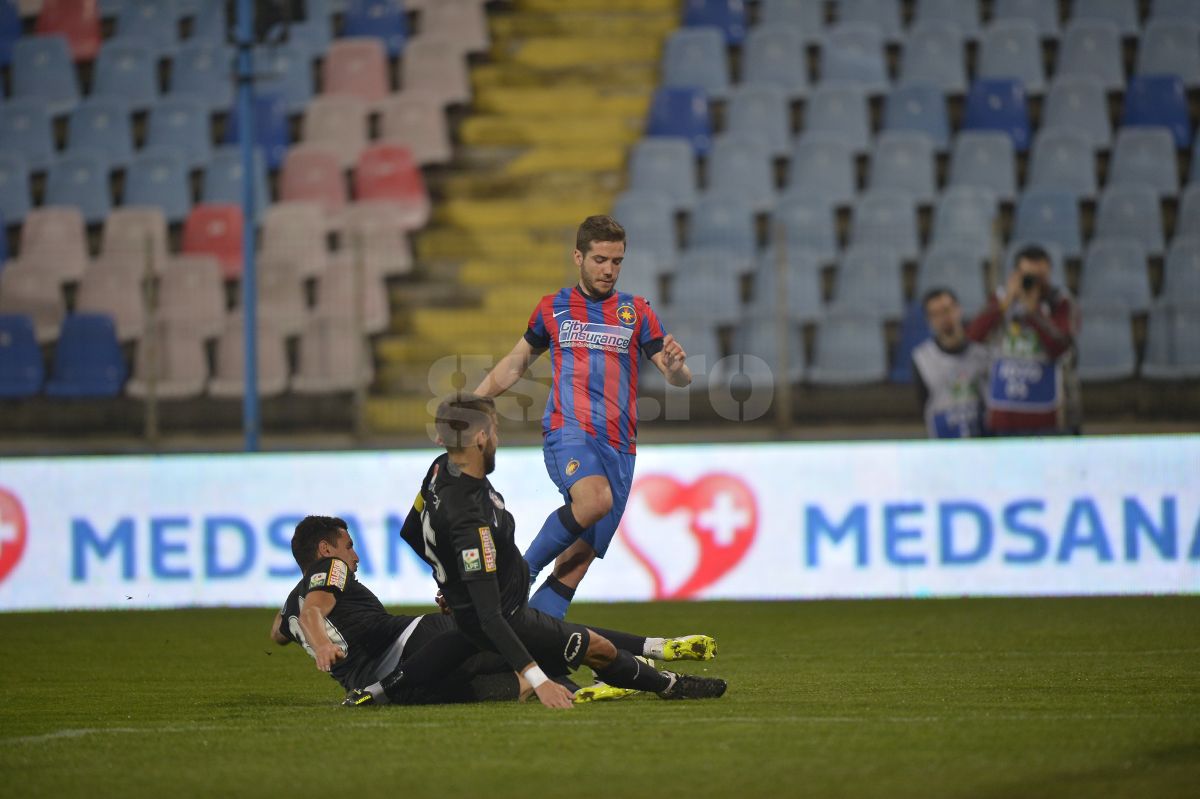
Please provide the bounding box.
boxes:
[479,606,592,676]
[388,615,520,705]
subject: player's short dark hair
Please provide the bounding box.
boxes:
[922,286,958,310]
[292,515,349,569]
[1014,244,1052,269]
[434,392,497,451]
[576,215,626,255]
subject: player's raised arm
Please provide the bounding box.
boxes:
[298,588,344,672]
[474,336,543,398]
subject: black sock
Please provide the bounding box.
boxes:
[594,649,670,693]
[542,574,576,601]
[585,625,647,657]
[558,504,586,535]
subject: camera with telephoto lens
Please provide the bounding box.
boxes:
[1021,274,1039,291]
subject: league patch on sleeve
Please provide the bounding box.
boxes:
[462,548,482,573]
[479,527,497,573]
[327,559,348,590]
[308,573,327,589]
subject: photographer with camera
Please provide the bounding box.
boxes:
[967,245,1079,436]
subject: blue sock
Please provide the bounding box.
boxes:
[523,505,585,577]
[528,575,575,619]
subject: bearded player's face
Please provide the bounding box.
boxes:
[575,239,625,297]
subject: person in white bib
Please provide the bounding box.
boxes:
[912,287,990,438]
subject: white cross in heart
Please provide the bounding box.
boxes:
[695,491,749,547]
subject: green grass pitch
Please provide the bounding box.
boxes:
[2,597,1197,798]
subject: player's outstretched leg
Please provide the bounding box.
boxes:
[582,633,727,703]
[657,672,728,700]
[583,627,718,662]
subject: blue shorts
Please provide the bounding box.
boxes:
[542,427,635,558]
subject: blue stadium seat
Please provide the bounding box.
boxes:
[869,132,936,204]
[804,84,871,153]
[831,245,906,320]
[915,244,988,317]
[12,36,80,116]
[889,300,931,383]
[0,153,31,224]
[820,23,888,94]
[1055,19,1124,92]
[1142,301,1200,379]
[683,0,747,46]
[147,97,212,170]
[0,314,44,397]
[1013,188,1083,259]
[1075,304,1137,381]
[759,0,826,43]
[189,0,227,44]
[809,311,887,384]
[116,0,180,58]
[850,191,919,261]
[1080,238,1151,313]
[343,0,408,57]
[66,99,135,172]
[45,314,128,397]
[1151,0,1200,23]
[837,0,903,42]
[290,0,333,56]
[202,146,270,220]
[45,151,111,224]
[223,92,290,170]
[1109,127,1179,196]
[1042,76,1111,150]
[913,0,980,39]
[1163,237,1200,297]
[0,217,6,268]
[91,38,158,111]
[963,78,1031,152]
[1069,0,1137,36]
[898,21,967,95]
[1177,184,1200,240]
[254,41,314,115]
[787,134,857,206]
[123,148,192,223]
[741,28,808,99]
[0,99,54,173]
[612,191,678,268]
[1122,76,1192,150]
[614,252,662,305]
[992,0,1060,37]
[948,131,1017,201]
[1027,127,1097,199]
[882,82,949,150]
[686,195,757,261]
[646,88,712,156]
[1094,184,1165,258]
[1137,20,1200,88]
[752,247,824,322]
[170,43,233,113]
[662,27,730,100]
[769,195,838,265]
[705,134,776,212]
[666,255,743,325]
[0,0,22,68]
[930,185,998,256]
[726,85,791,158]
[728,317,808,387]
[978,19,1045,94]
[628,137,697,211]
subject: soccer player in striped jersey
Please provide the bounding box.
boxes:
[474,215,692,619]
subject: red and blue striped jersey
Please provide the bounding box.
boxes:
[523,286,666,454]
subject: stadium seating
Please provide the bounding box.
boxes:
[912,0,980,39]
[303,95,370,169]
[831,245,906,320]
[667,258,742,325]
[726,85,791,158]
[115,0,178,59]
[208,319,290,398]
[749,249,823,322]
[0,98,55,172]
[992,0,1060,36]
[850,191,919,261]
[804,85,871,153]
[0,313,44,397]
[75,263,145,342]
[401,36,471,106]
[1070,0,1138,36]
[146,97,212,170]
[66,99,134,171]
[1027,127,1098,199]
[888,300,931,383]
[292,317,375,394]
[1042,77,1112,150]
[1151,0,1200,23]
[686,196,757,262]
[1094,184,1165,258]
[899,22,967,95]
[280,145,347,221]
[628,137,698,211]
[883,82,950,150]
[788,134,857,207]
[759,0,825,43]
[809,312,887,384]
[12,35,79,116]
[769,195,838,265]
[341,201,414,278]
[169,43,233,113]
[1162,238,1200,297]
[613,252,661,305]
[1075,304,1138,381]
[91,38,158,110]
[0,0,20,67]
[0,264,66,342]
[728,317,807,388]
[100,207,170,275]
[123,148,191,224]
[45,150,110,224]
[223,92,290,171]
[182,204,244,279]
[313,257,390,335]
[190,0,226,45]
[245,258,307,338]
[1121,76,1192,149]
[1176,186,1200,239]
[353,144,430,231]
[1108,127,1178,196]
[420,0,490,56]
[612,192,678,267]
[260,202,329,280]
[19,206,89,281]
[977,20,1045,94]
[126,320,209,399]
[157,255,227,339]
[706,134,776,212]
[741,28,808,99]
[947,131,1017,201]
[342,0,408,57]
[662,27,730,99]
[44,313,127,397]
[820,24,888,94]
[1142,302,1200,379]
[963,79,1031,152]
[916,245,988,317]
[35,0,101,61]
[838,0,903,43]
[683,0,746,46]
[202,147,270,220]
[930,185,997,256]
[1079,239,1152,313]
[1055,20,1124,91]
[1137,20,1200,88]
[646,88,712,155]
[377,94,452,166]
[256,41,316,114]
[0,153,32,223]
[1013,189,1083,259]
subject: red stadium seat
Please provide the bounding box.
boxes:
[280,145,348,220]
[322,38,389,106]
[182,204,245,280]
[35,0,101,62]
[353,144,430,230]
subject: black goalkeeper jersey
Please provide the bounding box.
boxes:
[280,556,418,688]
[401,454,530,629]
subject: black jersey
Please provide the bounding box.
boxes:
[280,556,418,689]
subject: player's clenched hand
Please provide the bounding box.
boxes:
[314,643,346,672]
[533,680,575,709]
[661,334,686,371]
[435,590,451,615]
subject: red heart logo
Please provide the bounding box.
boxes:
[617,474,757,599]
[0,487,28,585]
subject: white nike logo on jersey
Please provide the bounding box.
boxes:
[553,309,571,318]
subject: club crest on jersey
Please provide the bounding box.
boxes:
[489,490,505,510]
[462,548,482,573]
[565,459,580,476]
[308,573,327,589]
[616,303,637,326]
[558,319,633,352]
[328,559,348,590]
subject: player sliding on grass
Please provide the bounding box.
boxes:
[474,215,691,620]
[272,514,720,706]
[345,393,725,708]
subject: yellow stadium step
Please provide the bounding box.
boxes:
[439,171,620,203]
[459,259,574,287]
[517,0,678,12]
[378,334,518,364]
[365,395,437,434]
[416,229,563,262]
[407,308,533,340]
[459,115,642,148]
[474,87,649,118]
[502,145,628,176]
[435,198,615,230]
[491,13,678,41]
[472,63,658,91]
[507,37,661,69]
[481,284,566,312]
